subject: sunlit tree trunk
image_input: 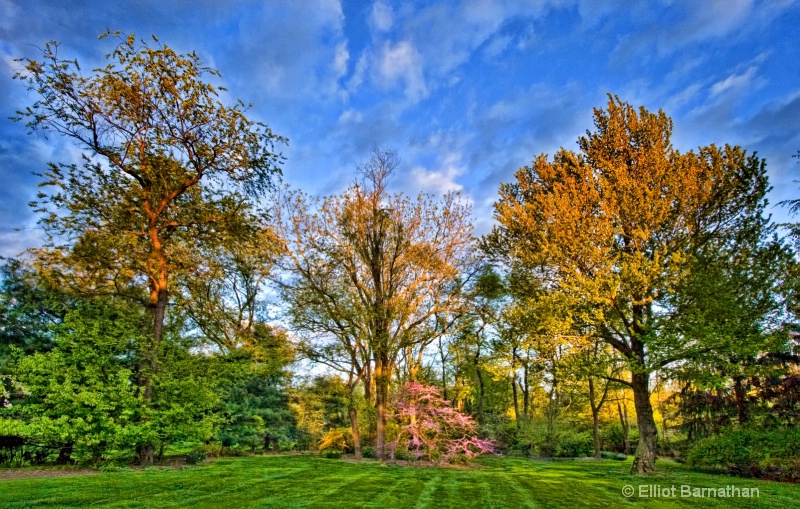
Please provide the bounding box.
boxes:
[349,405,362,460]
[374,355,391,460]
[589,377,601,459]
[630,371,658,473]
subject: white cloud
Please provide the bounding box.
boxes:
[411,165,464,194]
[370,1,393,32]
[376,40,428,101]
[482,33,513,58]
[410,152,464,195]
[0,0,20,31]
[710,66,759,97]
[337,109,362,123]
[673,0,754,42]
[215,0,349,105]
[351,1,558,106]
[334,42,349,78]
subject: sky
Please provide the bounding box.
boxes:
[1,0,799,257]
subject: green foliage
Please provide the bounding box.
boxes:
[600,451,627,461]
[288,376,361,451]
[3,300,146,463]
[0,260,67,361]
[185,450,207,465]
[214,325,296,453]
[321,449,343,459]
[517,423,594,458]
[686,427,800,481]
[0,297,226,464]
[392,447,414,461]
[361,446,376,459]
[448,453,469,464]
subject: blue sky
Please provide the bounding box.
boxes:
[1,0,799,257]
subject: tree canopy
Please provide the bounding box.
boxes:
[12,31,285,464]
[484,95,791,473]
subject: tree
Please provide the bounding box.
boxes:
[181,228,281,354]
[485,96,775,473]
[275,148,473,459]
[0,259,70,363]
[13,32,284,463]
[666,223,796,430]
[214,324,296,453]
[391,381,496,462]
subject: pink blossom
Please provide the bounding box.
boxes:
[390,381,498,462]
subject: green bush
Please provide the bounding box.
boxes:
[685,427,800,481]
[185,450,206,465]
[556,430,593,458]
[361,446,376,459]
[518,424,593,458]
[393,448,413,461]
[448,453,468,465]
[600,451,627,461]
[321,449,342,459]
[600,422,637,454]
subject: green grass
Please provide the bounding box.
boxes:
[1,455,798,508]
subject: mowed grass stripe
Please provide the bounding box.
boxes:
[412,471,442,509]
[2,455,799,508]
[486,468,541,509]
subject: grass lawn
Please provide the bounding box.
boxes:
[1,455,797,508]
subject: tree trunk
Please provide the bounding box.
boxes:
[511,375,520,426]
[733,377,749,425]
[589,378,601,459]
[617,401,630,455]
[374,357,390,460]
[440,338,448,401]
[363,366,372,405]
[592,410,601,459]
[511,346,520,427]
[470,344,485,422]
[630,371,658,473]
[139,280,168,467]
[522,363,530,420]
[137,444,154,466]
[349,405,362,460]
[476,366,485,425]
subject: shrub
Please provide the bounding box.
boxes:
[185,450,206,465]
[517,424,593,458]
[448,453,468,465]
[393,448,413,461]
[361,446,376,459]
[318,428,353,453]
[390,382,497,463]
[600,422,637,454]
[685,427,800,481]
[321,449,343,459]
[600,451,627,461]
[279,440,298,452]
[556,430,593,458]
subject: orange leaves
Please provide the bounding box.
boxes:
[490,96,761,319]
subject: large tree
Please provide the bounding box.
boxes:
[275,149,473,459]
[13,32,284,463]
[485,96,775,473]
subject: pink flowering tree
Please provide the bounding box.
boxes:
[390,381,497,462]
